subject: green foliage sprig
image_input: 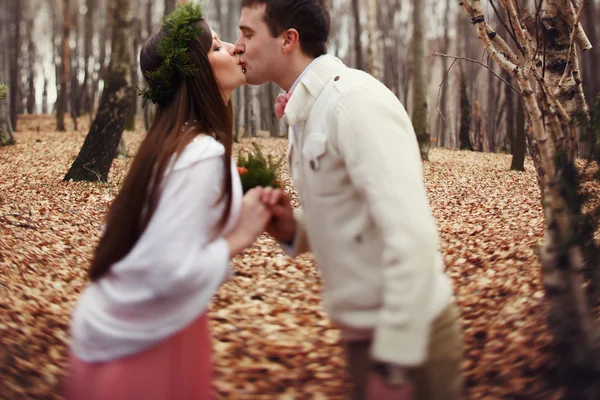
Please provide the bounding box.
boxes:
[0,84,7,99]
[136,3,204,107]
[237,143,284,193]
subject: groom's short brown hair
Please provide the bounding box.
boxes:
[241,0,330,58]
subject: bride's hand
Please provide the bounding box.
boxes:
[225,188,271,257]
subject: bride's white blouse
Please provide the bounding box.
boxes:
[70,135,242,362]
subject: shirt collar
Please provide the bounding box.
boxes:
[289,55,325,93]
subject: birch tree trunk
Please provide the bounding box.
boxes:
[56,0,71,131]
[411,0,429,160]
[460,1,599,396]
[64,0,133,182]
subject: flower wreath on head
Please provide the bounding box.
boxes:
[136,3,204,107]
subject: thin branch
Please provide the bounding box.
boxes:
[436,58,458,122]
[488,0,521,53]
[432,52,521,93]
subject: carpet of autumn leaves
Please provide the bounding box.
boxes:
[0,115,565,399]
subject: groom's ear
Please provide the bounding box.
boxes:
[281,28,300,54]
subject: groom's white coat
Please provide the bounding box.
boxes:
[281,54,453,366]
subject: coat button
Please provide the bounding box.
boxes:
[334,76,340,81]
[309,160,316,170]
[355,234,362,244]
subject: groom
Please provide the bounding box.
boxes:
[235,1,463,399]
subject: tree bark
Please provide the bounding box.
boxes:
[437,0,451,148]
[351,0,364,70]
[366,0,382,80]
[42,74,48,114]
[9,0,22,130]
[164,0,176,16]
[459,69,473,151]
[243,85,256,138]
[580,0,599,103]
[125,16,141,131]
[92,0,109,118]
[510,96,526,171]
[79,0,95,116]
[56,0,71,131]
[411,0,429,161]
[64,0,133,182]
[70,2,80,130]
[26,16,36,114]
[1,0,14,145]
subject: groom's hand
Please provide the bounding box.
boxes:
[260,187,296,243]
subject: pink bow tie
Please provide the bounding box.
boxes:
[274,92,292,119]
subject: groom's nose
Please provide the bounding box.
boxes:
[234,37,245,54]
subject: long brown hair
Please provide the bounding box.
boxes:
[89,20,233,281]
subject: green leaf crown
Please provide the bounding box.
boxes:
[136,3,204,107]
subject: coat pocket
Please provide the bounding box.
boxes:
[301,134,345,196]
[302,134,327,172]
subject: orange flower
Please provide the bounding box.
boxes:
[237,167,248,175]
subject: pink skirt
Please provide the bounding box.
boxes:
[64,312,214,400]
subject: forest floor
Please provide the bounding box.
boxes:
[0,115,574,399]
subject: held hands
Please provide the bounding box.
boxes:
[258,187,296,243]
[225,187,271,258]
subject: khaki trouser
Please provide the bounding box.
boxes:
[343,301,464,400]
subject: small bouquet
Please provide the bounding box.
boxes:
[237,142,284,193]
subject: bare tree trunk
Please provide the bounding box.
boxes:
[26,15,35,114]
[486,59,496,152]
[504,70,515,153]
[366,0,382,80]
[510,96,526,171]
[474,100,483,151]
[41,73,48,114]
[411,0,429,160]
[437,0,451,148]
[351,0,363,70]
[581,0,599,103]
[1,0,14,145]
[80,0,95,116]
[143,0,154,131]
[125,15,141,131]
[9,0,22,130]
[50,0,59,114]
[459,69,473,151]
[243,85,256,138]
[92,0,109,119]
[64,0,133,182]
[56,0,71,131]
[164,0,176,15]
[70,2,80,130]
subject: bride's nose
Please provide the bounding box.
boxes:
[223,42,236,55]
